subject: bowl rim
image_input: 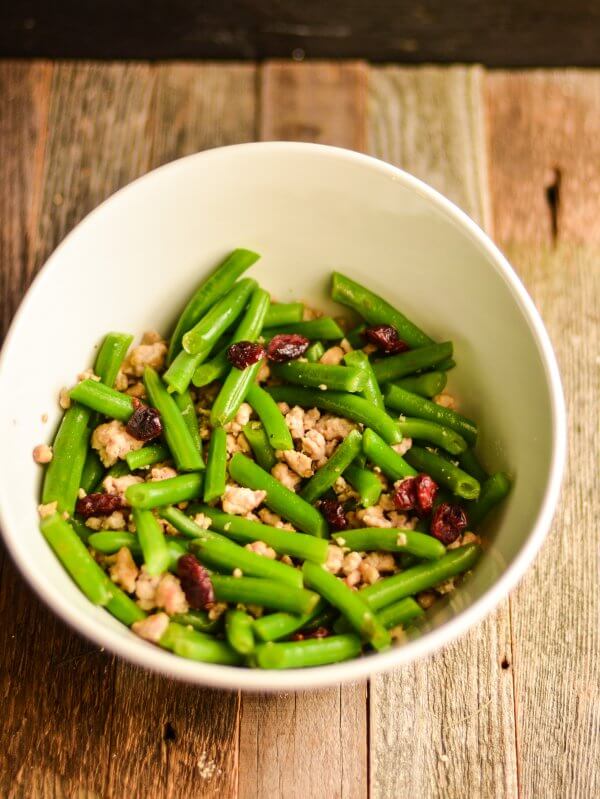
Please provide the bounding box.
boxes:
[0,141,566,691]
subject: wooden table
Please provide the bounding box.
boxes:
[0,60,597,799]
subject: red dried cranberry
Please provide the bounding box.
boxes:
[317,498,348,531]
[292,627,330,642]
[393,477,418,511]
[125,403,163,442]
[430,502,467,545]
[76,492,123,518]
[177,554,215,609]
[414,474,438,514]
[227,340,265,369]
[266,334,310,363]
[364,324,409,355]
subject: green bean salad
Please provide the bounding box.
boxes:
[35,249,511,669]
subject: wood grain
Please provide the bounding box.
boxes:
[487,70,600,799]
[367,66,518,799]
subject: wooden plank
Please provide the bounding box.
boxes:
[486,70,600,799]
[237,59,369,799]
[367,66,518,799]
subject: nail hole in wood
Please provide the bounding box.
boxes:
[501,658,510,670]
[163,721,177,742]
[544,167,562,244]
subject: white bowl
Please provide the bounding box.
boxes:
[0,143,566,691]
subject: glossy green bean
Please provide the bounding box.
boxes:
[211,575,320,615]
[87,531,188,570]
[125,443,170,471]
[81,450,105,494]
[377,597,425,630]
[42,404,91,513]
[254,634,362,669]
[305,341,325,362]
[160,623,242,665]
[263,317,344,340]
[362,428,417,480]
[126,472,203,509]
[131,507,170,575]
[159,505,223,541]
[191,344,230,387]
[174,389,202,455]
[300,429,363,504]
[242,421,277,471]
[144,367,204,471]
[94,332,134,387]
[372,342,453,383]
[332,528,446,560]
[397,418,467,455]
[404,446,480,499]
[252,599,329,642]
[343,463,383,507]
[266,386,403,445]
[346,323,366,348]
[331,272,433,347]
[272,361,366,394]
[263,302,304,327]
[245,384,294,451]
[228,453,327,537]
[344,349,384,409]
[106,586,147,626]
[203,427,227,503]
[465,472,511,526]
[394,371,447,398]
[457,448,489,483]
[167,248,259,364]
[225,609,256,655]
[170,610,221,633]
[69,379,134,421]
[384,384,478,444]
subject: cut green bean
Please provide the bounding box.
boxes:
[242,421,277,471]
[246,383,294,451]
[125,443,170,471]
[144,367,204,471]
[263,317,344,340]
[302,561,390,651]
[204,427,227,503]
[272,361,367,393]
[186,505,329,563]
[106,586,147,625]
[394,371,447,398]
[225,609,256,655]
[465,472,511,526]
[42,404,91,513]
[131,508,170,575]
[404,446,480,500]
[263,302,304,327]
[88,531,188,570]
[69,379,134,421]
[228,453,327,537]
[384,384,478,445]
[362,428,417,480]
[95,332,134,387]
[344,349,384,409]
[126,472,203,509]
[266,386,403,445]
[343,463,383,507]
[160,623,242,665]
[174,389,202,455]
[167,248,260,364]
[331,272,433,348]
[254,634,362,669]
[305,341,325,362]
[71,517,92,545]
[40,513,113,605]
[211,575,320,615]
[332,528,446,560]
[377,597,425,630]
[457,448,489,483]
[300,429,363,504]
[191,345,230,388]
[397,418,467,455]
[346,323,366,349]
[170,610,221,633]
[252,599,328,642]
[360,544,481,611]
[372,342,453,383]
[159,505,223,541]
[81,450,105,494]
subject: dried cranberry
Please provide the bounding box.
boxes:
[177,554,215,609]
[227,340,265,369]
[364,324,409,355]
[317,498,348,531]
[76,492,123,518]
[126,403,163,442]
[292,627,330,642]
[393,474,438,516]
[430,502,467,545]
[266,334,310,363]
[393,477,418,511]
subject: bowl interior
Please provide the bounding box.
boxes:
[0,143,563,689]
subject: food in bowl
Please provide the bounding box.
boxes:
[35,248,511,669]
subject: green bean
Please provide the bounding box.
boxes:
[131,507,170,575]
[331,272,433,348]
[360,544,481,610]
[174,389,202,455]
[302,561,390,651]
[344,349,384,409]
[210,288,270,426]
[305,341,325,363]
[397,418,467,455]
[272,361,367,393]
[125,443,170,471]
[165,279,257,393]
[94,332,134,387]
[254,634,362,669]
[88,531,188,570]
[126,472,203,509]
[263,302,304,327]
[301,606,340,632]
[300,429,363,504]
[93,461,130,492]
[384,384,478,445]
[332,528,446,560]
[190,535,303,588]
[167,248,260,364]
[404,446,480,499]
[191,345,230,388]
[436,357,456,371]
[186,504,329,563]
[81,450,105,493]
[71,517,92,545]
[242,421,277,471]
[170,610,221,633]
[228,453,327,538]
[394,371,447,398]
[266,386,403,445]
[42,404,91,513]
[263,317,344,340]
[343,464,383,507]
[225,609,256,655]
[144,367,204,471]
[246,384,294,451]
[39,513,113,605]
[202,427,226,503]
[377,597,424,630]
[159,505,222,541]
[106,586,147,626]
[252,599,329,642]
[160,623,242,665]
[465,472,511,526]
[346,323,366,349]
[211,575,320,615]
[457,448,489,483]
[362,428,417,480]
[372,342,453,383]
[69,379,134,421]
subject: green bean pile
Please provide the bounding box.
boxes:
[36,249,511,670]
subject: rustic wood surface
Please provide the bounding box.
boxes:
[0,60,597,798]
